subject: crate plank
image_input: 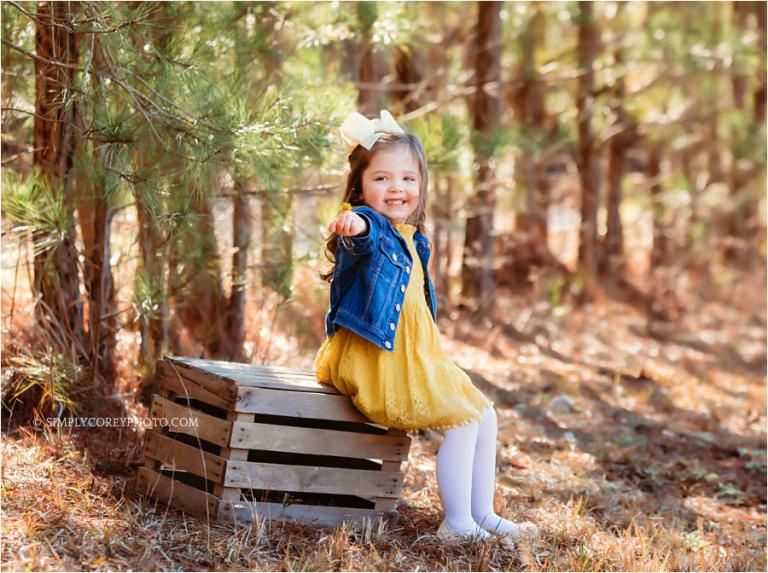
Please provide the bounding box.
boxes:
[211,364,317,380]
[156,369,233,410]
[223,461,403,498]
[166,356,318,381]
[228,375,338,394]
[218,500,396,528]
[234,386,377,424]
[150,395,231,447]
[159,360,237,400]
[373,461,404,511]
[374,498,399,511]
[144,430,226,483]
[190,363,318,383]
[166,356,337,394]
[214,412,252,501]
[170,356,316,378]
[212,370,332,390]
[137,466,219,519]
[230,422,409,461]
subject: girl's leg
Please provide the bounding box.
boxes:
[471,406,539,538]
[436,418,485,532]
[470,406,499,527]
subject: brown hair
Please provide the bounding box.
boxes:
[319,131,430,282]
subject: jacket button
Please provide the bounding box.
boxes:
[384,341,392,349]
[392,253,398,261]
[395,303,401,311]
[390,323,395,331]
[406,265,411,273]
[400,285,405,293]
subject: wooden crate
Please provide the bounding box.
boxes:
[136,355,411,528]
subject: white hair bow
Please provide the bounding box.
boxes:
[339,109,405,157]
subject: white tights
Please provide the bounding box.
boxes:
[435,406,520,534]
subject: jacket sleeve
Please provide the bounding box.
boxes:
[338,207,379,256]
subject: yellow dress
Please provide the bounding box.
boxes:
[314,222,494,432]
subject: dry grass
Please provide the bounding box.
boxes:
[1,217,766,570]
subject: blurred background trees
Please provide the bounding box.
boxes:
[2,1,765,420]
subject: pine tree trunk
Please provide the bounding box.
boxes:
[425,7,452,309]
[33,1,85,351]
[707,8,724,190]
[260,192,294,297]
[393,44,426,112]
[511,5,549,246]
[356,3,386,116]
[602,130,627,274]
[253,8,293,300]
[576,1,600,280]
[646,140,681,328]
[75,35,117,385]
[755,1,767,126]
[135,190,166,374]
[600,4,630,275]
[228,181,250,362]
[445,175,455,296]
[648,143,667,269]
[175,196,234,360]
[425,3,449,105]
[131,0,175,385]
[728,0,749,239]
[727,1,764,241]
[731,3,748,108]
[461,1,501,315]
[431,176,452,310]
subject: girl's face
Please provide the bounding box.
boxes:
[361,146,420,224]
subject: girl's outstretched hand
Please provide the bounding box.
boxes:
[328,205,368,237]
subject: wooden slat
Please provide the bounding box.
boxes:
[166,356,317,380]
[185,360,317,380]
[150,395,231,447]
[169,356,316,377]
[214,412,252,501]
[136,466,219,519]
[209,364,317,380]
[206,368,331,389]
[158,359,237,400]
[380,460,403,473]
[234,386,378,425]
[229,377,340,394]
[373,460,403,511]
[166,356,336,393]
[374,498,399,511]
[224,374,338,393]
[143,430,226,484]
[156,369,233,410]
[230,422,409,461]
[223,462,403,498]
[218,500,396,528]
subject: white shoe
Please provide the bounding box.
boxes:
[478,516,540,543]
[437,519,493,542]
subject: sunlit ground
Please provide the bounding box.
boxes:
[1,194,765,570]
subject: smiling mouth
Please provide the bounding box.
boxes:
[385,199,407,206]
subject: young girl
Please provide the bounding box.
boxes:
[315,109,540,544]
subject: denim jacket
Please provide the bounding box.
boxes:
[324,205,438,352]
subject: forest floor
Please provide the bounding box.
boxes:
[1,258,766,571]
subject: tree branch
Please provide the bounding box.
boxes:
[1,38,82,70]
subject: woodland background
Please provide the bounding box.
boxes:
[1,1,766,571]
